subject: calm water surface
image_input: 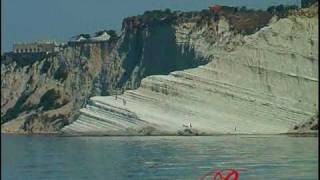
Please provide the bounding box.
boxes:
[1,134,318,180]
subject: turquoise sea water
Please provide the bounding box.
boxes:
[1,134,318,179]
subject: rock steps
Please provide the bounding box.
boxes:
[62,10,318,135]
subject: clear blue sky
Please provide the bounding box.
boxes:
[1,0,300,53]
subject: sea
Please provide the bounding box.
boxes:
[1,134,318,179]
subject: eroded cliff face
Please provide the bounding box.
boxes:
[1,41,122,133]
[1,10,213,133]
[62,5,318,135]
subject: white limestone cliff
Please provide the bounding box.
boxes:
[62,6,318,135]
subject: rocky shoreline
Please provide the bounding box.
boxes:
[2,131,318,137]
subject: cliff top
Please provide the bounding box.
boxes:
[121,4,304,35]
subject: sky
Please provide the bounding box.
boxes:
[1,0,300,53]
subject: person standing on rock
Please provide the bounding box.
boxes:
[123,99,126,106]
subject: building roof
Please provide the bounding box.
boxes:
[90,32,110,41]
[14,40,58,46]
[69,35,89,42]
[75,36,87,42]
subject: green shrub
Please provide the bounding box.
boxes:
[78,34,91,39]
[267,4,299,18]
[301,0,317,8]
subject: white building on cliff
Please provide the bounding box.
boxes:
[13,40,60,53]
